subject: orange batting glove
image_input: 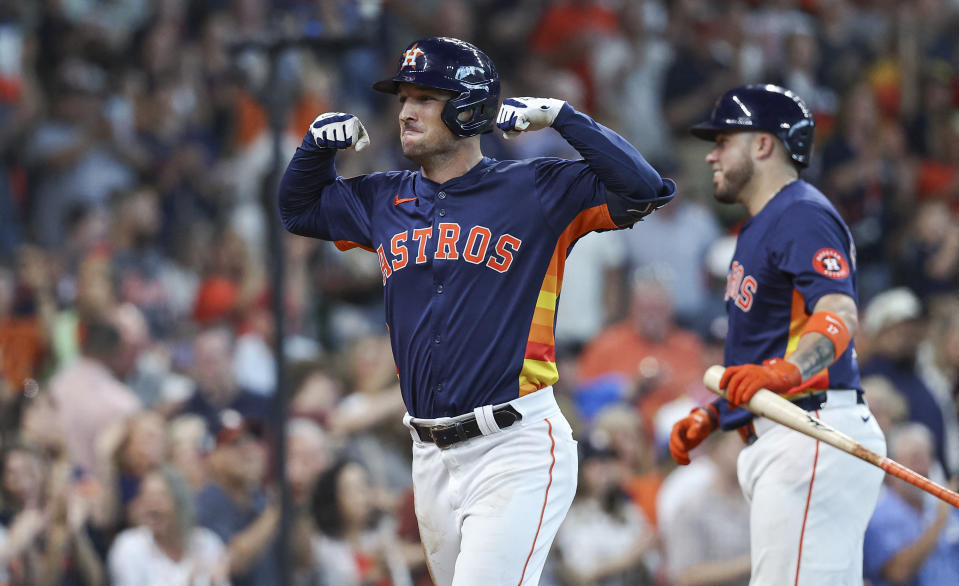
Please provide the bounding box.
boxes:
[669,404,719,465]
[720,358,802,407]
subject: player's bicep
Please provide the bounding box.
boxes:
[775,205,856,306]
[283,176,376,247]
[532,158,616,233]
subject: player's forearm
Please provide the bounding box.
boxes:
[785,333,836,380]
[551,103,673,202]
[277,137,338,236]
[787,293,858,380]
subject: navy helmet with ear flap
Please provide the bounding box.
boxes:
[373,37,500,138]
[690,84,815,168]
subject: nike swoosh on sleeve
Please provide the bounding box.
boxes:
[394,194,417,205]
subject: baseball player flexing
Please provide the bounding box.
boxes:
[669,85,887,585]
[278,37,676,585]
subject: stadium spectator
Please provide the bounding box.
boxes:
[618,183,724,337]
[818,81,914,303]
[178,327,271,434]
[0,246,54,404]
[166,413,212,494]
[578,271,705,429]
[916,295,959,477]
[861,288,952,476]
[527,0,620,113]
[861,374,911,435]
[333,335,412,501]
[590,0,674,168]
[49,319,142,476]
[863,423,959,586]
[0,441,104,585]
[194,410,276,585]
[91,410,168,530]
[310,458,416,586]
[899,200,959,300]
[662,431,750,586]
[554,229,627,359]
[553,433,657,585]
[592,405,663,528]
[109,467,229,586]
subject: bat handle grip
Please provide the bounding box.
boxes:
[881,458,959,509]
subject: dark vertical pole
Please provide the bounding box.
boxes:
[262,47,292,586]
[236,11,378,581]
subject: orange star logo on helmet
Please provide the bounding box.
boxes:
[401,44,425,69]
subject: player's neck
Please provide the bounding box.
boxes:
[743,169,799,216]
[420,143,484,184]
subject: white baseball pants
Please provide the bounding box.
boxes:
[404,388,577,586]
[738,389,886,586]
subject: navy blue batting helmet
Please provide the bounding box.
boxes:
[690,84,815,168]
[373,37,500,138]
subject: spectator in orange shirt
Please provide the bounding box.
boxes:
[0,246,54,400]
[578,271,704,429]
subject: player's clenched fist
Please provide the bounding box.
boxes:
[496,97,565,138]
[669,405,719,465]
[721,358,801,407]
[309,113,370,151]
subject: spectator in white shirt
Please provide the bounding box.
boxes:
[108,467,229,586]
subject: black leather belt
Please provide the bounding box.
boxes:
[792,390,864,411]
[411,405,523,449]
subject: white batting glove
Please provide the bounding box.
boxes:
[309,112,370,152]
[496,97,565,139]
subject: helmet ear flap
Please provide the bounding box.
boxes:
[785,118,814,166]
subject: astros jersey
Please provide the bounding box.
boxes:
[280,106,674,418]
[720,180,860,426]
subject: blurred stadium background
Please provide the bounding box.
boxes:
[1,1,958,584]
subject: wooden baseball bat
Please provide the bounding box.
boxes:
[703,365,959,509]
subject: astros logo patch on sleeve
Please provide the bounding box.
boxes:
[813,248,850,279]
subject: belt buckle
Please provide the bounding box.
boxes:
[429,421,470,449]
[428,423,453,449]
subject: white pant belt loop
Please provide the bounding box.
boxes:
[474,405,500,436]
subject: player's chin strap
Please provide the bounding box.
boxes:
[473,405,501,436]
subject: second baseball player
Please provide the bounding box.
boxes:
[670,84,886,585]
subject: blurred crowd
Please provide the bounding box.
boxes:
[1,0,959,585]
